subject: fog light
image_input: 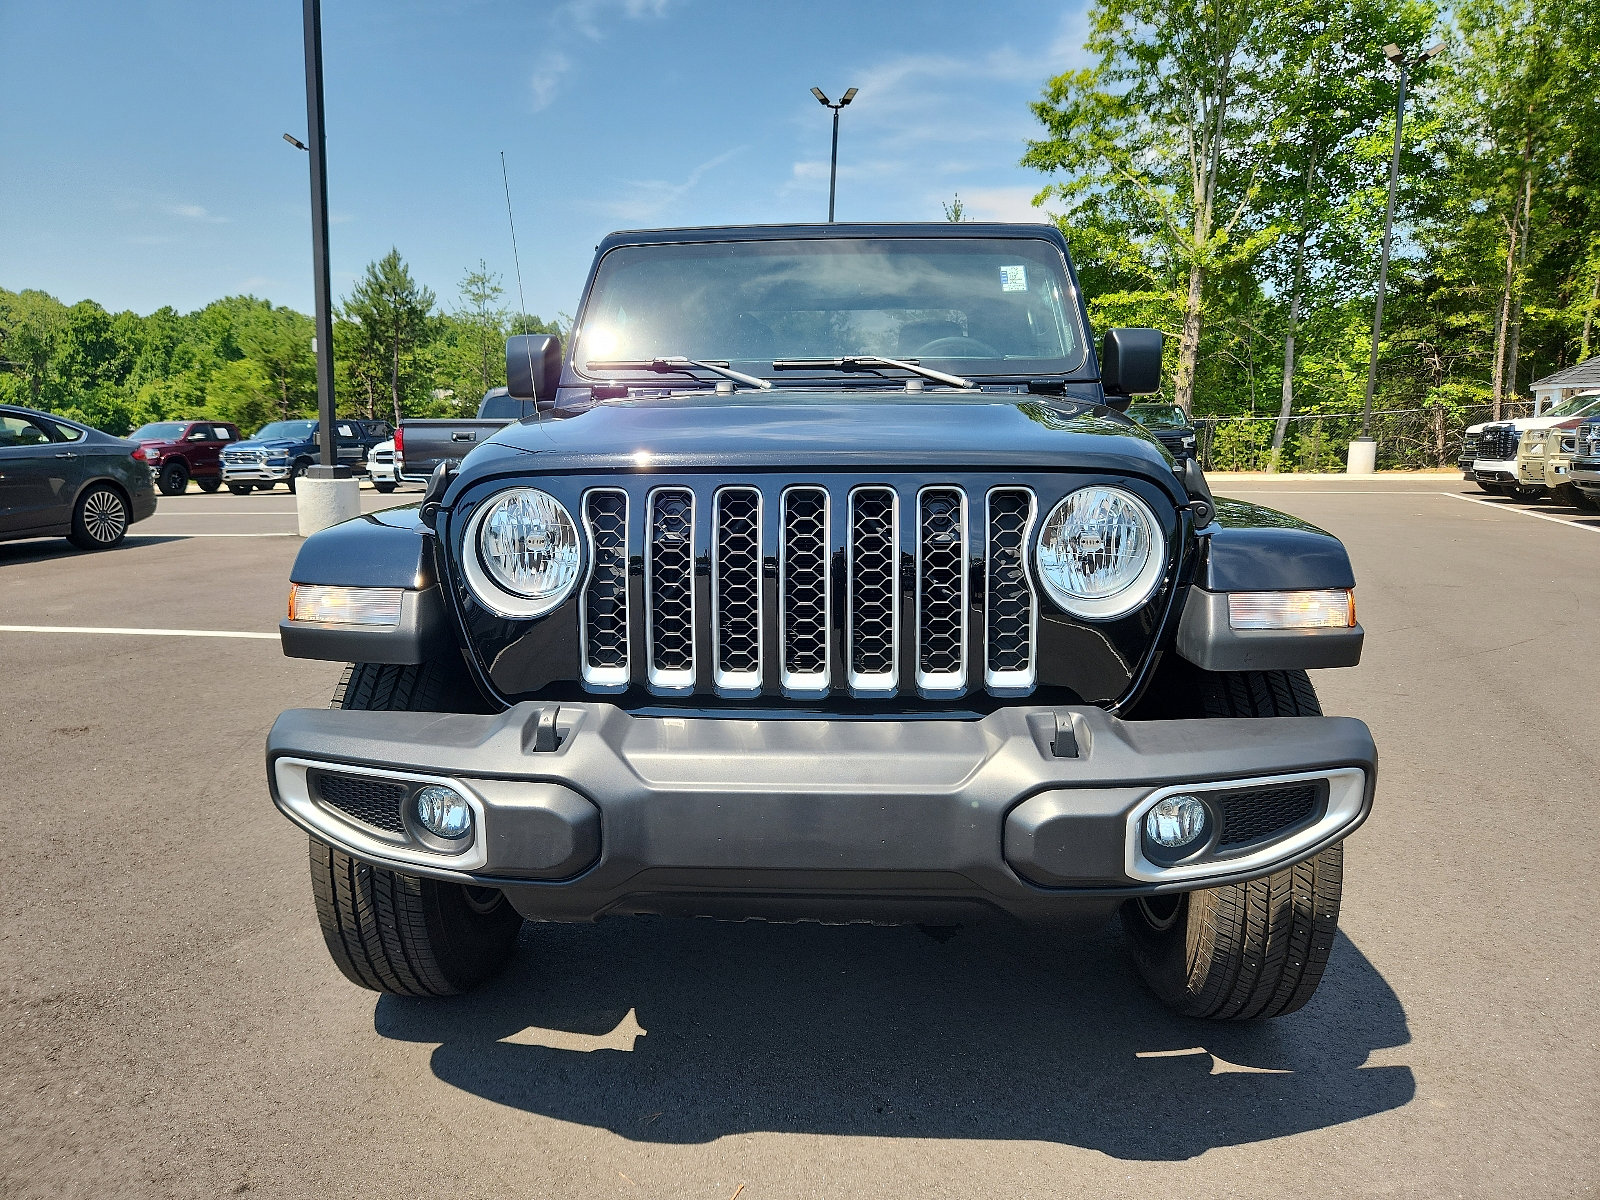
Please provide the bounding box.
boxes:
[1145,794,1208,848]
[414,785,472,840]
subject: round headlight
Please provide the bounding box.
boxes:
[1035,486,1165,620]
[463,488,581,618]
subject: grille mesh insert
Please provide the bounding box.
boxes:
[312,771,406,835]
[986,490,1034,678]
[918,488,965,681]
[848,488,897,681]
[583,491,629,673]
[648,489,695,675]
[714,488,762,680]
[782,488,829,680]
[1217,783,1319,847]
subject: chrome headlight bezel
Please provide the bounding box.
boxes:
[1034,485,1166,621]
[460,487,582,619]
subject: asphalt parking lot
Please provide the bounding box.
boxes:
[1,474,1595,1199]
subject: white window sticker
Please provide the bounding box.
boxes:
[1000,264,1028,292]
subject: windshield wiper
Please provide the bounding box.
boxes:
[771,356,976,390]
[586,357,773,391]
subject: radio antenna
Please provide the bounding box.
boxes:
[500,150,548,435]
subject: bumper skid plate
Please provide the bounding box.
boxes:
[266,703,1376,921]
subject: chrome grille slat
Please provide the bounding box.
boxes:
[645,487,695,692]
[916,486,968,695]
[985,488,1038,694]
[779,486,831,695]
[713,487,763,694]
[580,489,629,690]
[846,486,899,695]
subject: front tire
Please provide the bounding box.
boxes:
[287,460,311,493]
[374,481,397,494]
[1119,668,1344,1020]
[227,482,253,495]
[157,462,189,495]
[309,659,519,996]
[68,484,130,550]
[197,477,221,493]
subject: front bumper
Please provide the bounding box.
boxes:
[1571,457,1600,491]
[223,461,290,482]
[266,703,1376,923]
[1473,460,1518,485]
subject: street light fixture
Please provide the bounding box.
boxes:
[811,86,858,223]
[1353,38,1446,470]
[282,132,309,151]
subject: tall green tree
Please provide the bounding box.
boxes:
[239,305,316,420]
[340,249,436,426]
[1024,0,1293,412]
[454,260,508,400]
[1260,0,1440,461]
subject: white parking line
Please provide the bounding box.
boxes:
[146,510,299,516]
[1442,491,1600,533]
[127,532,296,538]
[0,624,277,639]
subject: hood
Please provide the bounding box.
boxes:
[465,390,1175,483]
[229,437,303,452]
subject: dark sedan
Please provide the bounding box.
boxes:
[0,404,157,550]
[1127,401,1197,461]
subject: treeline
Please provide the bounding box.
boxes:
[0,251,561,437]
[1024,0,1599,437]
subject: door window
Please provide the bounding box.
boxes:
[335,423,357,439]
[212,425,234,441]
[0,415,52,447]
[186,424,211,441]
[41,419,84,442]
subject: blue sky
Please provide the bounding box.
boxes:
[0,0,1090,323]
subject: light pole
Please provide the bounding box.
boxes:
[810,86,857,222]
[288,0,360,534]
[1352,39,1444,471]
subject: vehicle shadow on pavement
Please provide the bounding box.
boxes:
[0,535,187,565]
[374,915,1413,1158]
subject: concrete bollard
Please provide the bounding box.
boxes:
[1345,438,1377,475]
[296,476,362,537]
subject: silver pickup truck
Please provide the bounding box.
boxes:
[395,387,538,484]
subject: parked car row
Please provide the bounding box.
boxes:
[1460,390,1600,509]
[220,418,393,494]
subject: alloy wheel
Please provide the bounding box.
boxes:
[82,489,128,543]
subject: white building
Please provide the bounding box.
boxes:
[1532,355,1600,413]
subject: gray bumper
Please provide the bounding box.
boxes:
[266,704,1376,922]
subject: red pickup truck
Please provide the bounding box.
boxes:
[127,420,242,495]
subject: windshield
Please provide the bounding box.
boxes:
[1128,404,1188,429]
[251,421,316,441]
[1546,393,1600,418]
[574,237,1087,382]
[129,422,187,441]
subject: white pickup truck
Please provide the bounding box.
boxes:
[1464,391,1600,498]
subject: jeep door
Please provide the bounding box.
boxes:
[0,412,75,534]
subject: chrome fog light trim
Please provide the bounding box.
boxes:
[1125,768,1367,884]
[272,757,489,872]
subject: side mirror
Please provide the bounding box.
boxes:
[1101,328,1164,401]
[506,334,563,402]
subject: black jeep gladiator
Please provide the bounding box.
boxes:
[268,223,1372,1020]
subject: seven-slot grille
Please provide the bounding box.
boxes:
[575,482,1058,698]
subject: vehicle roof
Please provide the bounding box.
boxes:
[595,221,1066,253]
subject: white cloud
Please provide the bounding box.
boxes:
[945,186,1048,223]
[167,203,229,223]
[530,51,572,111]
[598,147,745,223]
[531,0,674,107]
